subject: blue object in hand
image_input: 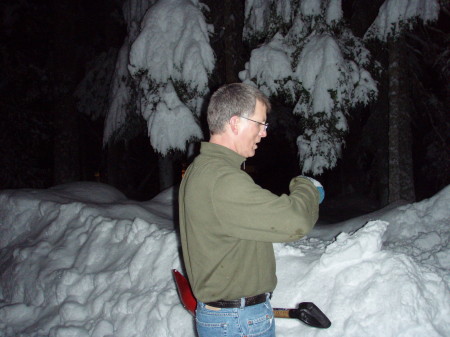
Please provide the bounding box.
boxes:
[316,186,325,204]
[301,176,325,204]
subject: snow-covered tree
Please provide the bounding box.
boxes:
[239,0,378,175]
[364,0,440,41]
[104,0,215,155]
[239,0,442,204]
[102,0,215,190]
[97,0,443,198]
[103,0,155,145]
[364,0,440,203]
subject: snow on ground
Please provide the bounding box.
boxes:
[0,182,449,337]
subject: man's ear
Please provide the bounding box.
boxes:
[229,115,240,135]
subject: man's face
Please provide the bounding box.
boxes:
[236,100,267,158]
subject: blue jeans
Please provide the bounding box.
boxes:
[195,296,275,337]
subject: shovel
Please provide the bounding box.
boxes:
[172,269,331,329]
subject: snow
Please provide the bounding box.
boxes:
[325,0,343,25]
[1,182,449,337]
[104,0,215,154]
[127,0,214,155]
[364,0,440,41]
[128,0,214,91]
[295,35,346,116]
[240,33,294,99]
[240,0,440,177]
[146,83,203,156]
[243,0,272,39]
[240,0,378,175]
[300,0,321,17]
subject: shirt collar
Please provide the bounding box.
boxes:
[200,142,246,168]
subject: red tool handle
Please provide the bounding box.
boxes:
[172,269,197,316]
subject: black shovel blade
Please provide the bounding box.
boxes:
[298,302,331,328]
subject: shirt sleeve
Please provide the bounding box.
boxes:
[212,170,319,243]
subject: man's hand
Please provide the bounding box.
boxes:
[301,176,325,204]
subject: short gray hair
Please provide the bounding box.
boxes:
[207,83,271,135]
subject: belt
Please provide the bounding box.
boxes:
[205,293,267,308]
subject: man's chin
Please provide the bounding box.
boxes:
[247,150,256,158]
[238,147,256,158]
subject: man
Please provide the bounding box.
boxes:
[179,83,322,337]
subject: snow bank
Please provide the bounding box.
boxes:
[0,183,449,336]
[0,184,189,337]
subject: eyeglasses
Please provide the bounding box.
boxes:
[240,116,269,131]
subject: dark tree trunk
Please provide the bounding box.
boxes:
[158,155,175,191]
[373,77,390,206]
[50,0,83,185]
[203,0,246,85]
[344,0,390,205]
[387,36,415,203]
[53,96,80,184]
[106,141,124,192]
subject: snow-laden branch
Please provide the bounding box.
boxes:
[364,0,440,41]
[104,0,215,155]
[240,0,377,175]
[145,82,203,156]
[103,0,154,146]
[103,43,134,145]
[125,0,214,155]
[129,0,214,94]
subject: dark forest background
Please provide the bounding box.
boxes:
[1,0,449,211]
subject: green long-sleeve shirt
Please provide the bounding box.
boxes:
[179,142,319,303]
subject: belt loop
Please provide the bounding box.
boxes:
[240,297,245,309]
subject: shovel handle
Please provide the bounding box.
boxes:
[273,304,331,329]
[273,308,292,318]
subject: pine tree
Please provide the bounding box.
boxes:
[103,0,215,190]
[364,0,440,202]
[239,0,378,175]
